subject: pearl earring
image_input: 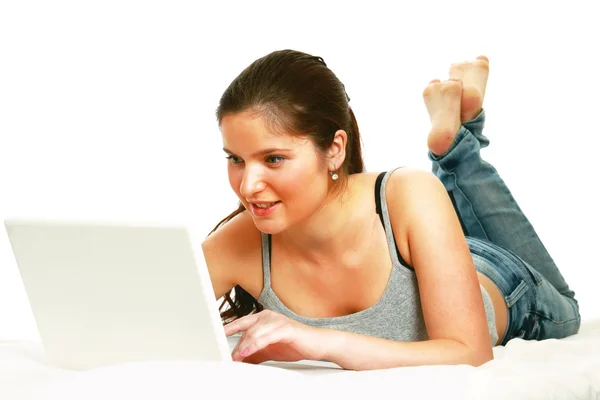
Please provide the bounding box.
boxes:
[330,170,339,180]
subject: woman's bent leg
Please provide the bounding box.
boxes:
[429,110,576,301]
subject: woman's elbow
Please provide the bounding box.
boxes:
[470,346,494,366]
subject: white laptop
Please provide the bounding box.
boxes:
[4,218,232,370]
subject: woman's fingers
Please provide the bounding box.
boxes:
[223,313,259,337]
[230,321,270,356]
[233,327,290,361]
[225,311,297,362]
[230,330,247,356]
[228,311,272,355]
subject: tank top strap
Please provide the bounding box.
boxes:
[260,232,272,289]
[375,167,413,270]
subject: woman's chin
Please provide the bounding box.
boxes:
[252,219,286,235]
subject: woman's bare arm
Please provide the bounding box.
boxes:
[320,169,493,370]
[201,211,262,300]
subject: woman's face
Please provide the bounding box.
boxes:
[220,110,331,234]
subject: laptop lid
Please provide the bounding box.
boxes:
[4,218,232,370]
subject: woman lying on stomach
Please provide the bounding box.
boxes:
[201,50,581,371]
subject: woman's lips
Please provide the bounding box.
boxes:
[250,201,281,217]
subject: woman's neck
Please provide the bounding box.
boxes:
[276,177,375,269]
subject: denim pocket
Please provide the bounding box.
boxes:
[471,250,531,308]
[529,278,582,340]
[505,280,529,308]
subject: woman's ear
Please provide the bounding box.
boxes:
[327,129,347,170]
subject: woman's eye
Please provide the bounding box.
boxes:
[266,156,284,165]
[226,155,243,165]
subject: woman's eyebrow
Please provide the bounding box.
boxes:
[222,147,292,157]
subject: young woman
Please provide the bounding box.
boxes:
[201,50,581,371]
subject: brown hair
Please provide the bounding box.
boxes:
[208,49,365,324]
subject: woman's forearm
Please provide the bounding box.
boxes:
[318,329,493,371]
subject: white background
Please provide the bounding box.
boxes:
[1,0,598,342]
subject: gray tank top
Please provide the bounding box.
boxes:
[257,169,499,346]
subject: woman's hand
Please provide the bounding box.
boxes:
[224,310,327,364]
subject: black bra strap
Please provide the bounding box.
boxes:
[374,171,413,270]
[268,172,411,270]
[375,172,386,226]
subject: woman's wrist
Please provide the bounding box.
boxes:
[310,328,346,363]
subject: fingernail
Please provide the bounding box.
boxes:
[240,348,249,357]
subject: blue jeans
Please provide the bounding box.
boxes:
[428,110,581,345]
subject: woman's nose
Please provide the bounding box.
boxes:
[239,165,266,199]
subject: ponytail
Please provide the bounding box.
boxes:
[347,107,365,175]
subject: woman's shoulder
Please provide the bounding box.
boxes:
[380,167,447,210]
[203,210,262,262]
[351,166,437,194]
[350,166,442,225]
[201,210,263,298]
